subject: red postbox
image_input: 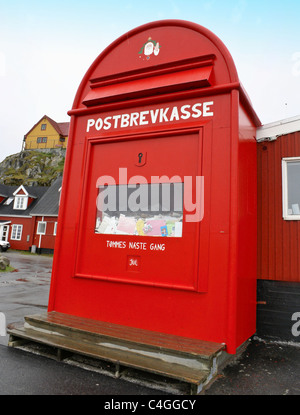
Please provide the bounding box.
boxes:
[48,20,260,355]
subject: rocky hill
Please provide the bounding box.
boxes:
[0,148,65,186]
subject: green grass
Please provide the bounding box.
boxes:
[0,265,15,273]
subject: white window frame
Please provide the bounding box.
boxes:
[37,221,47,235]
[11,224,23,241]
[4,197,14,206]
[13,195,28,210]
[53,222,58,236]
[282,157,300,220]
[0,224,10,242]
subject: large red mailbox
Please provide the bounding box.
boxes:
[48,20,260,354]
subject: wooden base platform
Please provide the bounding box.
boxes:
[7,311,227,394]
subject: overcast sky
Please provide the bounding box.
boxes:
[1,0,300,161]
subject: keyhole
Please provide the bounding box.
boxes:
[138,153,143,163]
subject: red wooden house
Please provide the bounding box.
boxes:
[30,177,62,253]
[0,184,48,251]
[0,177,62,253]
[257,115,300,342]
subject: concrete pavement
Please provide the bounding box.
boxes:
[0,251,51,347]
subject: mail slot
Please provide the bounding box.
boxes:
[49,20,261,354]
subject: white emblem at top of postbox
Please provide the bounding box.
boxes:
[138,37,161,60]
[86,101,214,133]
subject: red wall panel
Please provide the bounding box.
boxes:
[0,216,34,251]
[257,132,300,282]
[32,216,57,250]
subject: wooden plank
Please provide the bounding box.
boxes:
[24,312,225,358]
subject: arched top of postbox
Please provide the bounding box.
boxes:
[71,20,243,112]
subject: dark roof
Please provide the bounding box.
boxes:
[24,115,70,138]
[0,185,48,217]
[0,184,18,197]
[57,122,69,136]
[30,177,62,216]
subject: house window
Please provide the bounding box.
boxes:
[53,222,57,236]
[282,157,300,220]
[11,225,23,241]
[4,197,14,205]
[1,225,9,242]
[37,221,47,235]
[41,124,47,130]
[14,196,28,210]
[37,137,47,143]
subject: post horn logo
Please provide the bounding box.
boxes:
[138,37,161,60]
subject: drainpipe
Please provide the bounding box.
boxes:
[30,216,37,249]
[38,216,44,250]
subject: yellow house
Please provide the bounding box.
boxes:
[23,115,69,150]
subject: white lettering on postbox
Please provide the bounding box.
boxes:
[86,102,214,132]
